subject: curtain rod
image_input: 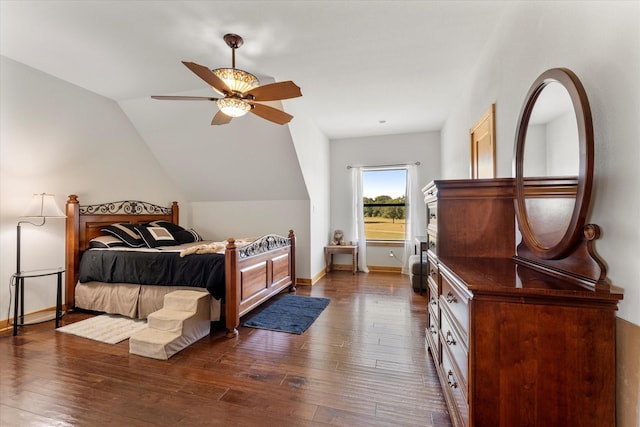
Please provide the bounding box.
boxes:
[346,161,420,170]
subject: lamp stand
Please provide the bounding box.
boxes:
[16,218,46,274]
[14,218,47,330]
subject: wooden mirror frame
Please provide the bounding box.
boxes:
[513,67,594,260]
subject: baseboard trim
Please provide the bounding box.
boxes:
[0,304,63,333]
[297,268,328,287]
[324,263,403,274]
[296,277,313,286]
[368,265,402,273]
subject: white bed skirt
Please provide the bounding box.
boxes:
[74,281,221,321]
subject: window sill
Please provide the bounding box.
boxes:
[366,241,404,247]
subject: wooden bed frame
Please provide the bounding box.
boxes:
[64,195,296,337]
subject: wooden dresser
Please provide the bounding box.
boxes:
[423,179,622,427]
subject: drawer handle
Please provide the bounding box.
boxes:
[429,242,436,249]
[430,212,437,219]
[445,330,456,346]
[429,269,437,277]
[445,292,458,304]
[429,326,438,335]
[446,370,458,389]
[430,297,437,306]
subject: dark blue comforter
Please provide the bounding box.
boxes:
[78,249,226,300]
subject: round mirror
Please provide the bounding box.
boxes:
[514,68,593,260]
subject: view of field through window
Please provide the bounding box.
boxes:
[363,169,407,241]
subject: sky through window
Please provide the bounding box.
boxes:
[363,169,407,199]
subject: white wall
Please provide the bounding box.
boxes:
[288,111,331,280]
[330,132,441,269]
[0,56,186,317]
[189,200,310,279]
[440,2,640,324]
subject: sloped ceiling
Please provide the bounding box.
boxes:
[119,89,307,202]
[0,1,512,202]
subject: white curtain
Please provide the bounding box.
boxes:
[351,167,369,273]
[402,164,420,275]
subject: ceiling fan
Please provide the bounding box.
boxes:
[151,33,302,126]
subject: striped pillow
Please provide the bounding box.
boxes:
[89,235,127,248]
[101,223,145,247]
[134,224,180,248]
[147,220,204,244]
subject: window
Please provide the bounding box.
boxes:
[362,168,407,241]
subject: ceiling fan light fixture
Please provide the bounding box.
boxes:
[217,98,251,117]
[212,68,259,95]
[152,33,301,125]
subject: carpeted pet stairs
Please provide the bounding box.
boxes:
[129,290,210,360]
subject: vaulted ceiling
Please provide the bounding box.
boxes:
[1,1,512,139]
[1,1,512,202]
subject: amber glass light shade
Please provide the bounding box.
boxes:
[212,68,259,95]
[216,98,251,117]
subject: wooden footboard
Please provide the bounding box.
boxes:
[224,231,296,337]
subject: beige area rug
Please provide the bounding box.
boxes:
[57,314,147,344]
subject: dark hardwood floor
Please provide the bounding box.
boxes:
[0,272,451,426]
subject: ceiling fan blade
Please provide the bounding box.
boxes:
[211,110,233,126]
[249,103,294,125]
[182,61,230,95]
[245,81,302,101]
[151,95,219,101]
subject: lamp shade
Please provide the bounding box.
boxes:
[216,98,251,117]
[212,68,259,95]
[22,193,66,218]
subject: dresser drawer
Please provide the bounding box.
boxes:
[426,304,440,362]
[440,270,469,339]
[427,202,438,227]
[441,347,469,427]
[427,258,439,289]
[428,281,439,312]
[423,183,438,202]
[440,309,468,390]
[427,231,438,255]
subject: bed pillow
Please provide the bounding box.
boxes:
[89,235,127,248]
[173,228,204,244]
[146,220,185,234]
[147,220,204,244]
[134,224,180,248]
[101,223,145,247]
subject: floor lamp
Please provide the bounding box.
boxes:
[13,193,66,335]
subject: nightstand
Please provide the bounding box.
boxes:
[13,268,65,336]
[324,245,359,274]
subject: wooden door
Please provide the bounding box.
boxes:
[470,104,496,179]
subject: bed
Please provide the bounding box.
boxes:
[64,195,296,337]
